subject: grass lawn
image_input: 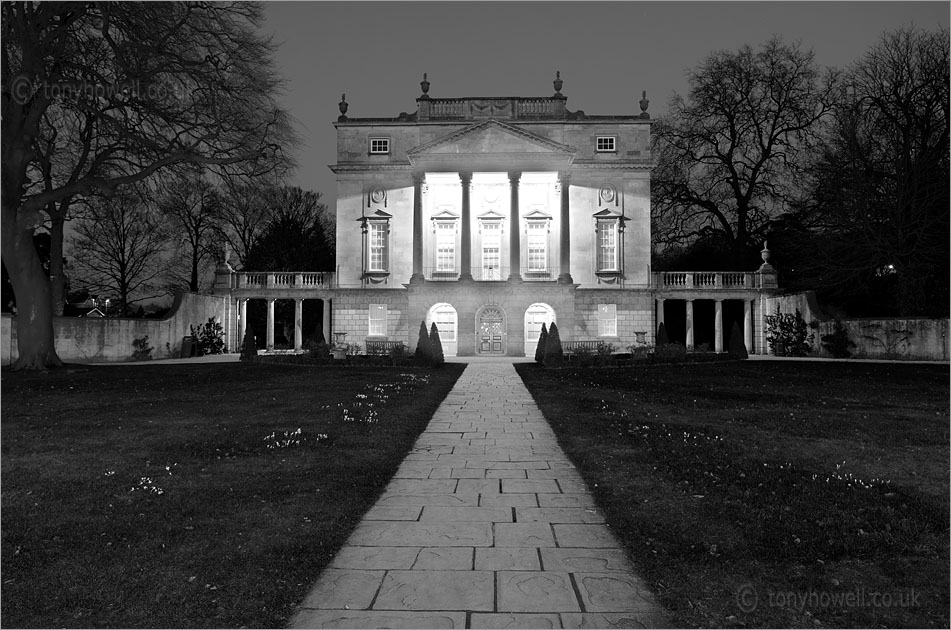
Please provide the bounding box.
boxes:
[515,360,949,629]
[1,361,464,628]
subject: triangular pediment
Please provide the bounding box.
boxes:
[524,209,553,221]
[408,120,575,157]
[431,209,459,221]
[478,210,506,221]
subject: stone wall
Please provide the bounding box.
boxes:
[1,292,229,365]
[574,289,653,350]
[329,289,410,350]
[763,292,949,361]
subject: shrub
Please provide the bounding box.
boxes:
[656,321,670,346]
[597,342,616,366]
[534,323,548,364]
[821,321,856,358]
[388,342,408,363]
[430,323,445,366]
[544,322,564,368]
[239,329,257,362]
[414,320,433,366]
[571,344,596,366]
[654,342,687,362]
[304,337,331,363]
[765,308,814,357]
[190,318,226,356]
[728,322,749,359]
[131,336,153,361]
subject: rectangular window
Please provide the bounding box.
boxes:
[598,304,617,337]
[369,137,390,154]
[368,222,388,272]
[596,220,618,271]
[369,304,387,337]
[596,136,616,152]
[527,222,548,271]
[435,222,456,272]
[481,222,501,279]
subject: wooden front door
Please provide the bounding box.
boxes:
[478,307,505,355]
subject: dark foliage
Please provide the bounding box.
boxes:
[544,322,564,368]
[414,320,433,366]
[534,323,548,364]
[239,329,257,362]
[821,321,857,358]
[728,322,748,359]
[429,323,445,366]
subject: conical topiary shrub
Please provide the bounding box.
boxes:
[430,322,445,366]
[544,322,564,368]
[534,323,548,364]
[239,328,257,362]
[728,322,749,359]
[415,320,433,366]
[656,321,670,347]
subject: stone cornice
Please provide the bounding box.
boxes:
[329,163,414,174]
[571,161,655,171]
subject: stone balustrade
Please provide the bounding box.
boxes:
[653,271,774,290]
[233,272,335,290]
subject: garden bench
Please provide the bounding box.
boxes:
[562,340,605,356]
[365,340,405,355]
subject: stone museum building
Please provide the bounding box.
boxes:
[216,74,778,356]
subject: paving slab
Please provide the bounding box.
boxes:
[373,570,494,610]
[496,571,581,612]
[470,613,562,628]
[290,610,466,629]
[290,360,669,628]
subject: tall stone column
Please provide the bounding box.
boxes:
[744,299,754,354]
[294,298,304,351]
[239,298,248,349]
[685,299,694,350]
[508,171,521,281]
[266,298,275,351]
[459,171,473,281]
[558,172,573,284]
[714,299,724,353]
[411,172,424,282]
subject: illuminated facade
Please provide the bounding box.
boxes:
[328,74,655,356]
[217,75,778,356]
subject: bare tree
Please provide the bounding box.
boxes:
[158,170,221,292]
[2,2,295,369]
[796,27,949,315]
[652,37,838,267]
[69,187,170,317]
[215,177,277,269]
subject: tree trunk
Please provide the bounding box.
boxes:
[1,216,63,370]
[49,209,67,316]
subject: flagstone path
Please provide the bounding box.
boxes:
[290,358,670,629]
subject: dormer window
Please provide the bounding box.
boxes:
[369,137,390,154]
[596,136,616,152]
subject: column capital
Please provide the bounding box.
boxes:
[458,171,472,186]
[508,171,521,184]
[412,172,425,185]
[558,171,571,185]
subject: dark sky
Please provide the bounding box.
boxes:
[263,1,949,203]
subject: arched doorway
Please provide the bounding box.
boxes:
[426,303,458,356]
[524,303,556,357]
[477,305,506,355]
